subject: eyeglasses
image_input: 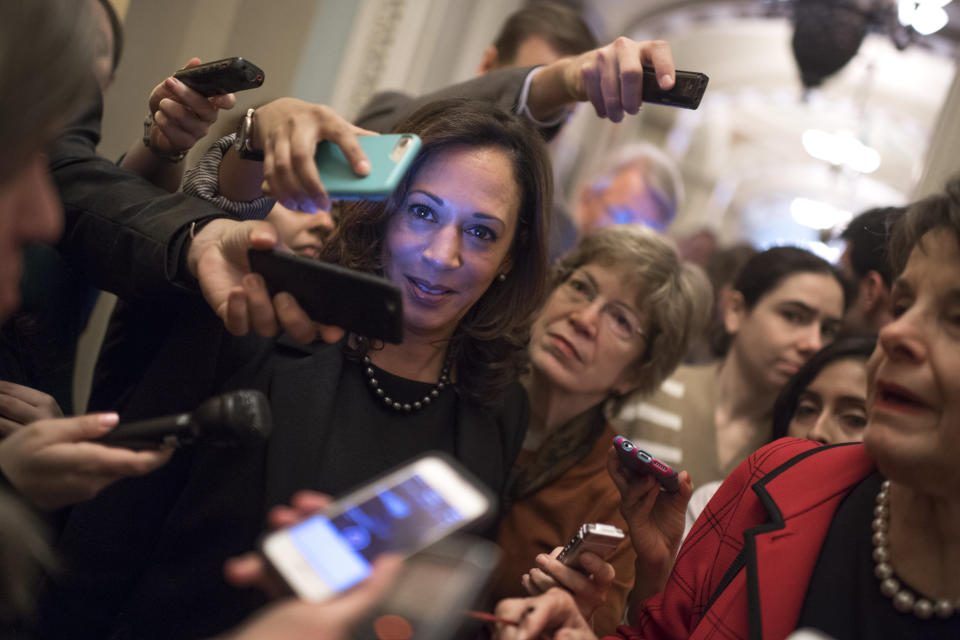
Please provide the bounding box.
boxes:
[557,273,646,342]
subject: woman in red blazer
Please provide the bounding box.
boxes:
[492,179,960,640]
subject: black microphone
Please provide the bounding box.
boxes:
[96,390,272,449]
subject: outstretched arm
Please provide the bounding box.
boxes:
[527,38,676,124]
[217,99,375,212]
[119,58,236,192]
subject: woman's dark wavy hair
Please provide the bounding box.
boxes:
[320,98,552,406]
[888,176,960,278]
[770,334,876,441]
[714,245,854,356]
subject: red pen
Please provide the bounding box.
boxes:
[465,608,549,639]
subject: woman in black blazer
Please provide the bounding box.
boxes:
[41,99,553,640]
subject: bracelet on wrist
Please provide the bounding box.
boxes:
[142,113,188,163]
[234,107,264,161]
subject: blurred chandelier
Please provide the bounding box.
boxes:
[790,0,948,88]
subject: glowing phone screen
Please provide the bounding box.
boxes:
[288,475,465,591]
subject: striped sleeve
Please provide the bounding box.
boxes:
[181,133,274,220]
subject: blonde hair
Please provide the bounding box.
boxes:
[553,224,712,396]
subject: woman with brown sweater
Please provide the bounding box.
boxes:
[489,225,711,635]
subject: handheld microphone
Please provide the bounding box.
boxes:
[96,390,272,449]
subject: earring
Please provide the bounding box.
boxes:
[497,273,507,282]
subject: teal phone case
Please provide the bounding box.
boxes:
[314,133,421,201]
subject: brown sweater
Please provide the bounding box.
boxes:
[490,425,634,636]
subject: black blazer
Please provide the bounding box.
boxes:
[354,65,563,140]
[50,81,228,303]
[42,308,528,640]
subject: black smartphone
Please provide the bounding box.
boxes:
[613,435,680,493]
[248,249,403,344]
[173,57,265,97]
[351,535,500,640]
[556,523,625,573]
[641,68,709,109]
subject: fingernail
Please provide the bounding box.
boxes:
[166,76,180,89]
[357,160,371,174]
[661,73,673,87]
[98,413,119,428]
[535,554,548,564]
[275,292,293,308]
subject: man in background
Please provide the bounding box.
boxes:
[549,142,684,258]
[839,206,904,334]
[355,2,598,135]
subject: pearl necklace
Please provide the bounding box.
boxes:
[362,355,450,413]
[872,479,960,619]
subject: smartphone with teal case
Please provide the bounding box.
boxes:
[315,133,421,201]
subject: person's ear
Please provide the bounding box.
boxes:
[611,374,642,398]
[723,289,746,335]
[477,45,500,76]
[497,253,513,280]
[860,270,888,313]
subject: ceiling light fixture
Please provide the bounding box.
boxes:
[898,0,950,35]
[790,197,855,230]
[802,129,882,174]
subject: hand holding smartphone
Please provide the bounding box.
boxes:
[556,523,625,573]
[261,454,493,601]
[613,435,680,493]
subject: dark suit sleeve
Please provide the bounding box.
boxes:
[354,66,561,139]
[50,83,228,301]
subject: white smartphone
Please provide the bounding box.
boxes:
[261,454,493,601]
[556,523,625,572]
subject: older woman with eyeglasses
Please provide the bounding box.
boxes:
[487,225,711,636]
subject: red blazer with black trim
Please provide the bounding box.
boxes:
[612,438,875,640]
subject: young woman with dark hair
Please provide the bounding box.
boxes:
[770,334,877,442]
[613,246,851,485]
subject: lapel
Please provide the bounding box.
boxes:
[263,338,345,509]
[741,442,875,639]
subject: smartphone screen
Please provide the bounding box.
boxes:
[289,475,465,590]
[263,456,491,600]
